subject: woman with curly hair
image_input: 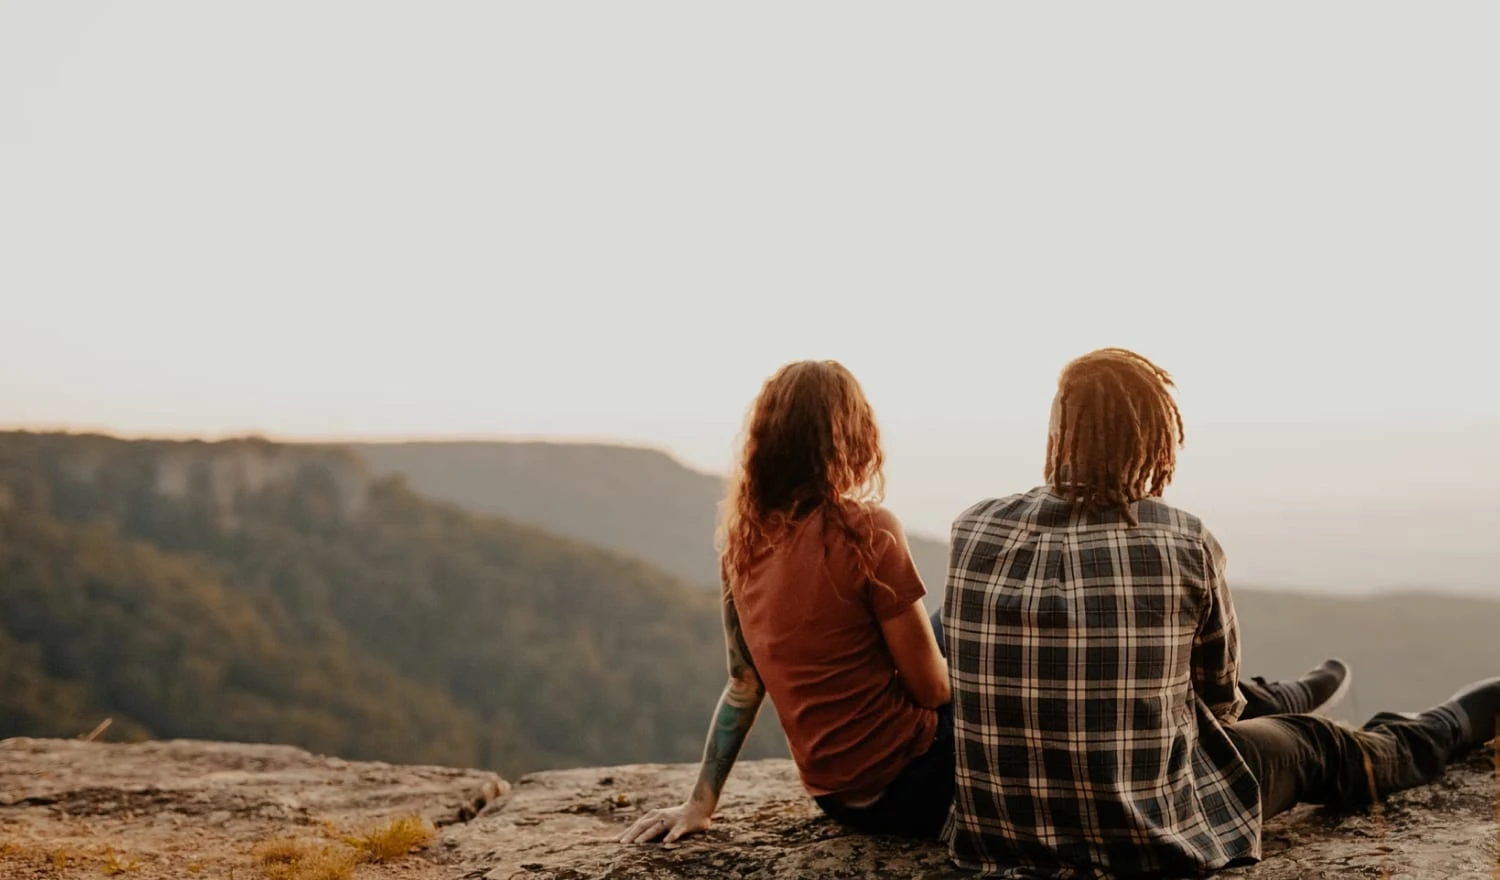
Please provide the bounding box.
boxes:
[619,359,954,843]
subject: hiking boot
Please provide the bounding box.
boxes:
[1256,658,1352,716]
[1397,676,1500,760]
[1443,675,1500,751]
[1300,658,1352,716]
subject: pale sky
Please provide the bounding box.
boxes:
[3,3,1497,594]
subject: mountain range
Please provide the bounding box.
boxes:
[352,441,951,612]
[1,431,1495,780]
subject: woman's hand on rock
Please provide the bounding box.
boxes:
[618,801,712,844]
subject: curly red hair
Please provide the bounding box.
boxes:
[717,360,886,590]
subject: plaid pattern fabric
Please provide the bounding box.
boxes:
[941,487,1262,880]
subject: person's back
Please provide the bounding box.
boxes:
[732,501,936,801]
[945,487,1259,877]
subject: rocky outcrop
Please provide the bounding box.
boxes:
[1,738,1495,879]
[458,751,1500,880]
[0,738,503,879]
[26,432,376,523]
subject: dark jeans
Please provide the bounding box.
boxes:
[1224,709,1462,821]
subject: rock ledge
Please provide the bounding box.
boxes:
[1,738,1495,879]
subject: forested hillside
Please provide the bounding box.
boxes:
[353,441,952,610]
[0,432,788,774]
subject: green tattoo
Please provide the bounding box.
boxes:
[688,597,765,811]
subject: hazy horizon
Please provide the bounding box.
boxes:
[3,418,1496,600]
[4,4,1497,597]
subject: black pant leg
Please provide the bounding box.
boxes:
[1237,678,1286,719]
[813,709,955,838]
[1224,712,1463,822]
[1357,711,1461,794]
[1223,717,1318,820]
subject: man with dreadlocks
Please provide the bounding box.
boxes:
[942,347,1500,879]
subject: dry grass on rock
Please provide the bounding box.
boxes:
[250,815,435,880]
[253,837,359,880]
[344,815,437,863]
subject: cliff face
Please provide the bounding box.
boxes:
[1,738,1495,880]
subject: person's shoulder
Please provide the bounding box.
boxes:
[1134,497,1225,558]
[863,502,903,531]
[1134,496,1211,537]
[845,502,909,548]
[824,498,901,538]
[953,485,1054,530]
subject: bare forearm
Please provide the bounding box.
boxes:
[687,681,763,815]
[684,592,764,816]
[619,592,764,847]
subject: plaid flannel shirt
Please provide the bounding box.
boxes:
[941,487,1261,880]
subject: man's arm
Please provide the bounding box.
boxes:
[1191,530,1247,724]
[620,595,766,844]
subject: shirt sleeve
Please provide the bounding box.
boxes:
[867,506,929,621]
[1191,527,1246,724]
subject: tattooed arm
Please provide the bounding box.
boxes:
[619,595,766,844]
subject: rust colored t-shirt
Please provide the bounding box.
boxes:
[728,503,938,799]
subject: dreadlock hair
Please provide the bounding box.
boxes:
[1044,347,1184,524]
[717,360,886,594]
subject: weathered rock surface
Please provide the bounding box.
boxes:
[1,738,1495,879]
[0,737,504,879]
